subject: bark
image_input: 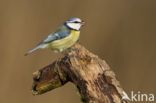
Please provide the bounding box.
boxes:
[32,43,130,103]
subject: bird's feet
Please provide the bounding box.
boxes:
[62,48,79,63]
[67,48,80,52]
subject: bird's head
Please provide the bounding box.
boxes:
[65,17,85,31]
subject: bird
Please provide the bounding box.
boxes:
[24,17,85,56]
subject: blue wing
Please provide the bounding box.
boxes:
[43,25,71,43]
[25,25,71,56]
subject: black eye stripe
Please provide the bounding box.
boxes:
[73,21,80,23]
[67,21,81,23]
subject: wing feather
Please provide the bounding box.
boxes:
[43,25,71,43]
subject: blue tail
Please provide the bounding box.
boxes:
[24,43,45,56]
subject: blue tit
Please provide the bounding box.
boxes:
[25,17,85,56]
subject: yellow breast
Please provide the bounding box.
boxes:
[49,30,80,52]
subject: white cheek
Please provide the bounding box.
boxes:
[67,23,81,30]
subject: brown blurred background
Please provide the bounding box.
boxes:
[0,0,156,103]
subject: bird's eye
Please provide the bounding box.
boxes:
[74,21,80,23]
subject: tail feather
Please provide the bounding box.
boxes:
[24,43,45,56]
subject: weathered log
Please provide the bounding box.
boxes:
[32,43,130,103]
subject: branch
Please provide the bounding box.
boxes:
[32,43,130,103]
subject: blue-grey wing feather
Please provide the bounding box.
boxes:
[25,25,71,56]
[43,25,71,43]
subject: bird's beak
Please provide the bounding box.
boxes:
[80,21,85,25]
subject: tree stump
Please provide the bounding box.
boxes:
[32,43,130,103]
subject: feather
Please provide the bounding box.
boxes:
[24,43,46,56]
[43,25,71,43]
